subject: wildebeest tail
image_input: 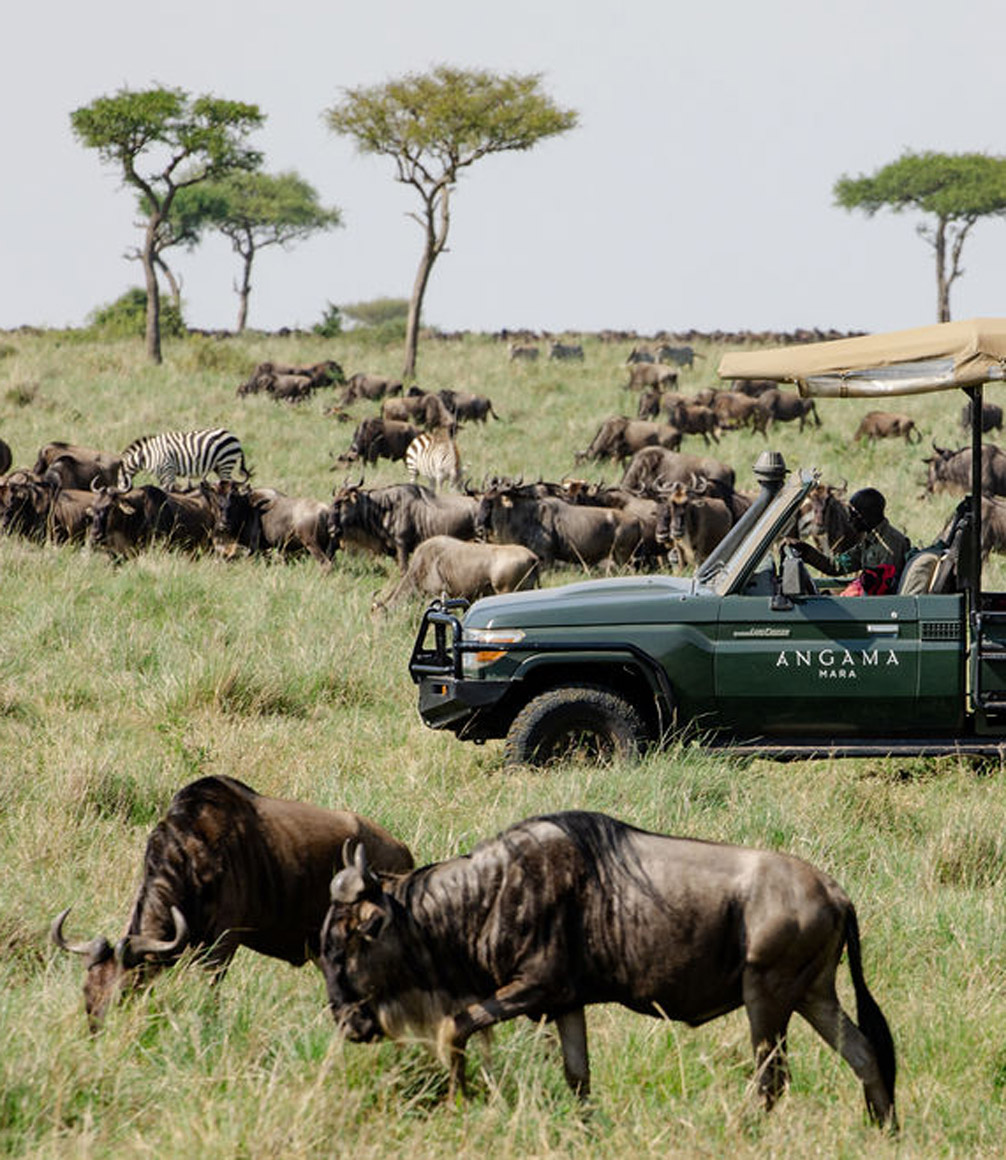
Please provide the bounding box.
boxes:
[844,905,896,1112]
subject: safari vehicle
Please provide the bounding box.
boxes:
[409,319,1006,765]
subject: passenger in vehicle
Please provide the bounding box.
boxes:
[788,487,911,594]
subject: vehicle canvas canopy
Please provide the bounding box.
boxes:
[718,317,1006,398]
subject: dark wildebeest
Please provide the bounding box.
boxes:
[507,342,540,361]
[238,360,344,398]
[0,438,11,476]
[32,441,123,491]
[756,389,822,432]
[561,480,666,569]
[731,378,778,398]
[339,373,404,405]
[923,443,1006,496]
[662,398,721,445]
[620,447,736,501]
[476,483,643,571]
[854,411,921,444]
[52,775,413,1030]
[210,481,337,570]
[575,416,681,465]
[381,392,456,432]
[0,475,94,543]
[437,389,500,424]
[961,400,1004,435]
[625,363,679,392]
[88,484,216,557]
[625,345,655,364]
[712,391,770,435]
[656,479,745,569]
[939,494,1006,559]
[321,811,896,1126]
[330,482,477,571]
[338,418,421,466]
[656,343,704,368]
[371,536,539,612]
[548,340,585,360]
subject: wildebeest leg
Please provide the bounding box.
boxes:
[798,989,895,1127]
[743,968,793,1110]
[554,1007,590,1097]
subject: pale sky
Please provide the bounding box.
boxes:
[4,0,1005,336]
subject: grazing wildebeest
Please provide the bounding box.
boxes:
[575,416,681,465]
[476,483,643,571]
[854,411,921,444]
[88,484,216,557]
[339,373,404,404]
[371,535,540,611]
[961,399,1003,434]
[210,481,337,570]
[923,443,1006,496]
[548,340,585,360]
[381,392,456,432]
[338,418,421,466]
[330,482,477,570]
[620,447,736,501]
[756,389,821,432]
[32,441,123,491]
[238,360,345,398]
[322,811,896,1127]
[437,389,500,424]
[656,479,741,569]
[625,363,679,392]
[507,342,540,362]
[52,775,413,1030]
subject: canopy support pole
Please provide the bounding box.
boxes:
[967,383,983,608]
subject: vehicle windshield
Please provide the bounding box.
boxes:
[706,469,817,596]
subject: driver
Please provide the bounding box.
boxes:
[787,487,911,593]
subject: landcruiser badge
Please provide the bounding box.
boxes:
[774,648,900,679]
[733,627,790,638]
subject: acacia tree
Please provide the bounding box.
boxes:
[71,86,264,362]
[835,151,1006,322]
[326,66,577,377]
[170,171,343,331]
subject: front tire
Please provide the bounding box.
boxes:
[503,684,648,769]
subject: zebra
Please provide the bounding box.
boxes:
[118,428,251,491]
[404,432,461,492]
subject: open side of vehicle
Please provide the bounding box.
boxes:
[409,318,1006,764]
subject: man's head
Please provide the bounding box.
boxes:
[849,487,886,533]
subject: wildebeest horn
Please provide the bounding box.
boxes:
[50,907,110,958]
[114,906,188,967]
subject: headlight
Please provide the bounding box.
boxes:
[461,628,525,675]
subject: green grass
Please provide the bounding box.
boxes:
[2,328,1006,1157]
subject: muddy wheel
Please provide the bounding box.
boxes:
[503,684,648,768]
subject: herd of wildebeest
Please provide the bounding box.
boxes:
[14,334,1006,1129]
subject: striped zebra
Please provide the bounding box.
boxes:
[118,428,251,490]
[404,432,461,492]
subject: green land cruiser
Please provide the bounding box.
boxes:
[409,319,1006,765]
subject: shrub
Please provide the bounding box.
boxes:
[87,288,186,340]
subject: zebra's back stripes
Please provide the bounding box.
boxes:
[118,428,250,490]
[404,432,461,492]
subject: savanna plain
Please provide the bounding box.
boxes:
[1,327,1004,1158]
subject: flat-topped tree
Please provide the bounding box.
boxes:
[835,150,1006,323]
[71,86,264,362]
[326,66,577,379]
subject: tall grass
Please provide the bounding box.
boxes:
[1,329,1005,1157]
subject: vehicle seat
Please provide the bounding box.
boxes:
[927,529,964,594]
[897,549,940,595]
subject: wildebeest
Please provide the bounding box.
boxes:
[338,418,421,465]
[238,360,345,398]
[756,389,821,431]
[88,484,216,557]
[339,372,404,404]
[854,411,921,444]
[939,494,1006,559]
[661,398,720,445]
[381,392,456,432]
[656,479,744,568]
[625,345,655,364]
[575,416,681,465]
[211,481,337,569]
[0,438,10,476]
[476,483,643,571]
[371,535,540,611]
[548,340,584,360]
[32,441,123,491]
[656,343,704,367]
[322,811,896,1126]
[52,775,413,1030]
[625,363,679,392]
[711,390,769,435]
[507,342,539,361]
[961,399,1004,434]
[923,443,1006,496]
[437,388,500,424]
[0,475,94,543]
[330,482,477,570]
[620,447,736,500]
